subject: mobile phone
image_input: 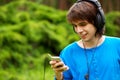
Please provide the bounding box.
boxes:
[48,54,69,70]
[48,54,61,61]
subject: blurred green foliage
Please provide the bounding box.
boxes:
[0,1,78,80]
[0,0,120,80]
[105,11,120,37]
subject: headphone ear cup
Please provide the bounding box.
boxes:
[96,13,102,29]
[96,8,105,29]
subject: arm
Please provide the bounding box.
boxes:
[54,72,63,80]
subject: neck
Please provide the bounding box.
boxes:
[81,35,103,49]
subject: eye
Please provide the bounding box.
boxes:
[78,22,88,26]
[72,24,77,27]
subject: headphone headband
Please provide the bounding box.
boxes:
[77,0,101,8]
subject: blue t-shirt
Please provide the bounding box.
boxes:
[59,36,120,80]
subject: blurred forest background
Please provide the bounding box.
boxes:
[0,0,120,80]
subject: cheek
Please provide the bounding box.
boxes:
[74,27,79,33]
[87,26,96,34]
[73,27,77,33]
[90,29,97,36]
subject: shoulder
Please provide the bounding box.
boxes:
[62,41,78,52]
[105,36,120,42]
[105,36,120,46]
[59,41,79,57]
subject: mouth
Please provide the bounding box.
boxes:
[81,35,86,39]
[80,32,87,39]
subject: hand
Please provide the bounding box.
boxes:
[49,60,69,80]
[49,60,69,73]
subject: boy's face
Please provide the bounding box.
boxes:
[71,20,97,42]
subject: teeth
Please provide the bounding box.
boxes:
[82,32,86,35]
[81,32,86,35]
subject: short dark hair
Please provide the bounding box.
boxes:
[67,1,105,36]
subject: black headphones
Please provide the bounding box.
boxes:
[76,0,105,30]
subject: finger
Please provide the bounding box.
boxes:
[54,61,64,68]
[54,65,69,72]
[49,60,57,65]
[50,62,62,68]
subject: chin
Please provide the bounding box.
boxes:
[81,38,90,42]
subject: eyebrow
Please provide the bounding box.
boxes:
[71,21,88,25]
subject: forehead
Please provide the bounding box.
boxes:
[71,20,88,24]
